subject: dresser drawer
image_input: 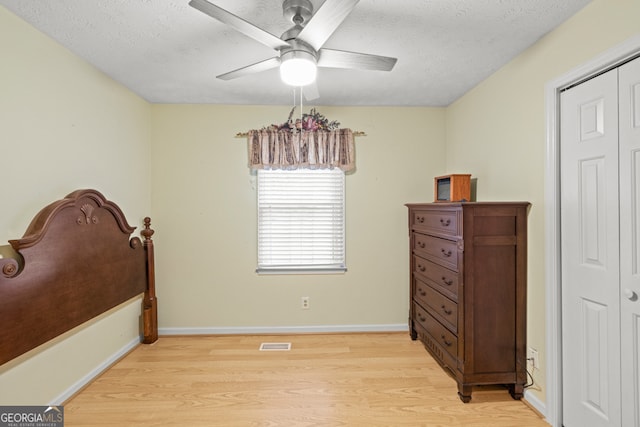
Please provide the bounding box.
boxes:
[413,233,459,270]
[414,279,457,333]
[413,302,457,362]
[412,209,459,236]
[413,255,459,300]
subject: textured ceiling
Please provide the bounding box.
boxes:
[1,0,592,106]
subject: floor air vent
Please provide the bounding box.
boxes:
[259,342,291,351]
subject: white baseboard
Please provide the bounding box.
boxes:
[51,336,141,405]
[524,389,548,423]
[159,323,409,336]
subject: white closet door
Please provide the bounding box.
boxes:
[620,56,640,427]
[561,68,621,427]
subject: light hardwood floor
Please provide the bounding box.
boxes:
[65,333,548,426]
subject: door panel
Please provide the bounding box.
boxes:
[561,68,620,427]
[580,157,607,266]
[581,299,610,418]
[620,56,640,427]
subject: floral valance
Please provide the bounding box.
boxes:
[244,108,357,172]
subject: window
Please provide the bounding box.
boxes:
[257,168,346,273]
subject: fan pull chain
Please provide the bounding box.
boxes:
[291,87,297,133]
[300,87,303,126]
[289,87,306,132]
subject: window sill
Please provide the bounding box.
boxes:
[256,267,347,275]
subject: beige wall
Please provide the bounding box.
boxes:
[446,0,640,405]
[0,6,152,404]
[150,105,446,330]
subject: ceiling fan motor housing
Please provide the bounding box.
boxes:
[280,38,317,61]
[281,24,303,42]
[283,0,313,25]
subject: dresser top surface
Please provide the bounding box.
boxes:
[406,201,531,209]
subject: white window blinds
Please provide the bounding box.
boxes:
[257,168,346,273]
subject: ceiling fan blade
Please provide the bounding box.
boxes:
[318,48,397,71]
[217,57,281,80]
[303,82,320,101]
[189,0,290,51]
[296,0,359,51]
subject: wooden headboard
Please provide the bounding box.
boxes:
[0,189,158,366]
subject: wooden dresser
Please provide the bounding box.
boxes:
[406,202,530,402]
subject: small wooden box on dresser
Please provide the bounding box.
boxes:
[406,202,530,403]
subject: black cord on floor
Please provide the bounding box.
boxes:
[524,358,535,388]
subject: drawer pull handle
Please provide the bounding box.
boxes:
[441,249,452,257]
[418,288,427,296]
[441,305,452,315]
[417,241,425,248]
[441,277,453,286]
[416,216,425,223]
[418,313,426,322]
[440,218,451,226]
[418,264,426,272]
[441,334,452,346]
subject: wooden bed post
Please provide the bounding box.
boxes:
[142,217,158,344]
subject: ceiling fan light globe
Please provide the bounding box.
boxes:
[280,55,317,86]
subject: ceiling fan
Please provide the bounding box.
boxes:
[188,0,397,91]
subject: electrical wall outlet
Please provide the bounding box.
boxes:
[527,347,538,370]
[301,296,310,309]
